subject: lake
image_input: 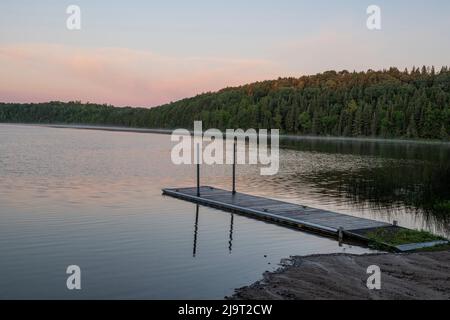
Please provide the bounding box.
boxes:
[0,124,449,299]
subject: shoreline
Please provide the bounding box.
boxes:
[1,123,449,145]
[229,250,450,300]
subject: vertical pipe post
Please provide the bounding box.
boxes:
[232,139,236,194]
[196,143,200,197]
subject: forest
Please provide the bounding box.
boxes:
[1,66,450,140]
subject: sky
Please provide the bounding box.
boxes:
[0,0,449,107]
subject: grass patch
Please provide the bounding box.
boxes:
[365,227,446,246]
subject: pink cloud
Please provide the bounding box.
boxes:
[0,44,279,107]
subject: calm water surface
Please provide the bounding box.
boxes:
[0,124,449,299]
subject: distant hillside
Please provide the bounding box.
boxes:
[1,66,450,140]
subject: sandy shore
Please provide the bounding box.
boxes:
[230,250,450,300]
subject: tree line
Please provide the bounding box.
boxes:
[1,66,450,140]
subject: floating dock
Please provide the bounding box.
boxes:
[162,186,392,240]
[163,140,448,251]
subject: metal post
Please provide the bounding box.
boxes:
[196,144,200,197]
[232,140,236,194]
[338,227,344,246]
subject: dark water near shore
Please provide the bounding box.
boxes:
[0,124,449,299]
[278,137,450,237]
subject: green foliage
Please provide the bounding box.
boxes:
[434,200,450,212]
[366,228,445,246]
[1,66,450,139]
[298,112,311,133]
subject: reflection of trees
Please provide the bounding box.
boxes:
[302,163,450,232]
[281,137,450,163]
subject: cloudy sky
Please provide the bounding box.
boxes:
[1,0,449,107]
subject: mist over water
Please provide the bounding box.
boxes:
[0,124,448,299]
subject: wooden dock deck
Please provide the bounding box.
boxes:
[162,186,391,241]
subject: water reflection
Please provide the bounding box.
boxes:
[301,163,450,235]
[281,136,450,162]
[191,205,235,257]
[0,124,380,299]
[228,213,234,254]
[276,137,450,236]
[192,205,199,257]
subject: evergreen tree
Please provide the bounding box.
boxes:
[1,67,450,140]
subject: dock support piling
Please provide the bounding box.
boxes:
[232,140,236,194]
[338,227,344,245]
[196,144,200,197]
